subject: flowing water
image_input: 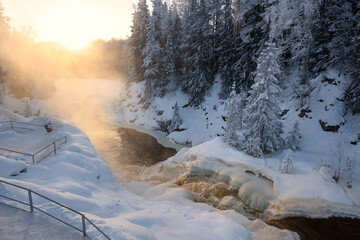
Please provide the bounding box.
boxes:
[44,78,360,240]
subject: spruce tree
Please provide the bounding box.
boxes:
[169,102,182,132]
[235,0,268,90]
[242,41,284,157]
[181,0,214,106]
[279,154,294,174]
[286,121,302,151]
[24,99,32,117]
[168,2,183,77]
[218,0,238,99]
[162,31,177,95]
[209,0,224,72]
[224,82,241,147]
[128,0,149,83]
[346,79,360,114]
[143,0,164,100]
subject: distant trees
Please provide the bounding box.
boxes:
[224,83,241,148]
[181,0,214,106]
[286,121,302,151]
[279,155,294,174]
[169,102,182,132]
[128,0,149,84]
[218,0,238,99]
[235,0,268,91]
[143,0,164,100]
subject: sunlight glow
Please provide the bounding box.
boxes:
[39,3,115,49]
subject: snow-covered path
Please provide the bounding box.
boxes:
[0,204,83,240]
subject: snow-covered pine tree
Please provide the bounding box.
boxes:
[345,1,360,113]
[218,0,238,99]
[168,2,183,78]
[286,121,302,151]
[235,0,268,90]
[224,82,240,147]
[327,0,358,72]
[345,155,355,188]
[346,79,360,114]
[242,40,284,157]
[162,31,177,95]
[279,154,294,174]
[209,0,224,72]
[269,0,318,84]
[143,0,164,100]
[181,0,214,106]
[128,0,149,83]
[309,0,333,75]
[169,102,182,132]
[24,99,32,117]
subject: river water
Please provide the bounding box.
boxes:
[44,78,360,240]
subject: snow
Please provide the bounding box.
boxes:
[0,96,297,240]
[141,137,360,218]
[116,69,360,220]
[0,204,83,240]
[0,157,26,178]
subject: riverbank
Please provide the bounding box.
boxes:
[1,81,299,239]
[139,137,360,219]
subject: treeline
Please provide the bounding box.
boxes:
[0,4,128,100]
[128,0,360,112]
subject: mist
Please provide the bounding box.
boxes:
[44,78,123,137]
[0,24,128,99]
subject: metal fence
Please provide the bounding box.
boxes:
[0,121,43,131]
[0,136,67,164]
[0,178,111,240]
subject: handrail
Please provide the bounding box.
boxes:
[33,136,67,156]
[0,136,67,164]
[0,147,33,157]
[0,121,43,127]
[0,178,111,240]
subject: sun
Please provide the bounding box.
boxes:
[39,3,114,49]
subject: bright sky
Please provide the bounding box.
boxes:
[1,0,138,49]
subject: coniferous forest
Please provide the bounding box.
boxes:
[128,0,360,157]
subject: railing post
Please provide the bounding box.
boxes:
[32,155,35,164]
[28,189,33,213]
[82,214,86,237]
[53,142,57,154]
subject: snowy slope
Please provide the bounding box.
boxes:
[0,100,298,240]
[115,70,360,219]
[141,137,360,219]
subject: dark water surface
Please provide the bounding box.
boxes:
[115,128,177,166]
[267,217,360,240]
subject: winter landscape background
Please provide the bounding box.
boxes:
[1,0,360,239]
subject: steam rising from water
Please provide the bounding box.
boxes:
[44,78,123,151]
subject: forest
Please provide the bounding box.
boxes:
[128,0,360,157]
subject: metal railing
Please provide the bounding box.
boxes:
[0,178,111,240]
[0,121,43,131]
[0,136,67,163]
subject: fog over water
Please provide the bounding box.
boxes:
[43,78,176,182]
[44,78,125,173]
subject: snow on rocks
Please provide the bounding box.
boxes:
[141,137,360,219]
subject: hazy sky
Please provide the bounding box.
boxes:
[1,0,138,48]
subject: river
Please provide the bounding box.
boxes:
[44,78,360,240]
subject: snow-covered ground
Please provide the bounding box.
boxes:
[115,70,360,220]
[0,90,298,239]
